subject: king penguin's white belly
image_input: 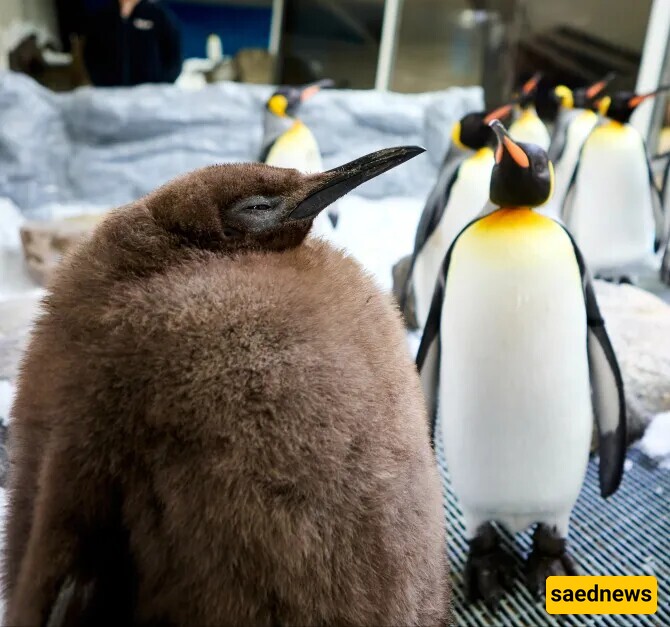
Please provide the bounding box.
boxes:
[509,107,551,151]
[265,122,335,241]
[545,110,598,217]
[568,122,655,270]
[441,209,592,535]
[414,149,494,328]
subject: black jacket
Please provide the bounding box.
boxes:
[83,0,182,87]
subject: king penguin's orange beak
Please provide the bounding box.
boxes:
[628,85,670,108]
[585,72,615,99]
[484,103,514,124]
[489,120,530,168]
[300,79,336,102]
[521,72,542,95]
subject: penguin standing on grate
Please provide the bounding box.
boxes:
[3,147,450,626]
[260,79,339,241]
[417,120,626,607]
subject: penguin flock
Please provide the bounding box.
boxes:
[2,74,666,621]
[417,120,625,606]
[404,73,670,607]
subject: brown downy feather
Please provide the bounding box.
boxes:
[3,158,449,625]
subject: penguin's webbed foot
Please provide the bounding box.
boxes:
[526,524,578,597]
[464,523,514,610]
[594,273,634,285]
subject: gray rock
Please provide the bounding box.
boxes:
[595,280,670,441]
[392,265,669,445]
[0,72,482,212]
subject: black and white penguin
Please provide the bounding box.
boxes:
[417,120,626,606]
[402,103,514,329]
[563,87,667,277]
[260,79,338,239]
[544,75,614,217]
[509,73,551,151]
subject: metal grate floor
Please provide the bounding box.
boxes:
[435,418,670,626]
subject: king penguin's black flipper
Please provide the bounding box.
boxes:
[547,109,573,164]
[400,151,465,314]
[559,143,584,223]
[646,156,665,251]
[416,252,449,448]
[562,226,627,497]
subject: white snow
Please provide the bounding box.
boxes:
[638,412,670,468]
[329,194,423,292]
[0,381,15,425]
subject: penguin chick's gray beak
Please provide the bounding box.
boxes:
[289,146,425,220]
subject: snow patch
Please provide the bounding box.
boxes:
[638,412,670,465]
[0,381,15,424]
[329,194,423,292]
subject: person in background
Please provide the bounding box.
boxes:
[82,0,182,87]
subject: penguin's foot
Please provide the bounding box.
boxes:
[526,524,578,597]
[464,523,514,610]
[594,272,634,285]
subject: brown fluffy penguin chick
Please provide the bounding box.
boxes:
[4,147,450,626]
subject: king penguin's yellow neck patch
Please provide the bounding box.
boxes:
[268,94,289,117]
[472,208,555,233]
[470,146,493,162]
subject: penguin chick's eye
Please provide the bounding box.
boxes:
[236,197,278,213]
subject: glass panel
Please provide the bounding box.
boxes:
[277,0,384,88]
[391,0,653,112]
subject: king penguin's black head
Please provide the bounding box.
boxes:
[452,103,513,151]
[516,72,541,109]
[488,120,553,208]
[596,86,670,123]
[266,79,335,118]
[149,146,424,253]
[555,73,614,111]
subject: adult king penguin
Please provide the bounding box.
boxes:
[417,120,626,606]
[509,73,551,151]
[261,79,339,239]
[402,103,514,329]
[544,75,614,217]
[563,87,667,278]
[4,148,451,626]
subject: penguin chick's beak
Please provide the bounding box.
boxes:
[290,146,425,220]
[300,78,336,102]
[489,119,529,168]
